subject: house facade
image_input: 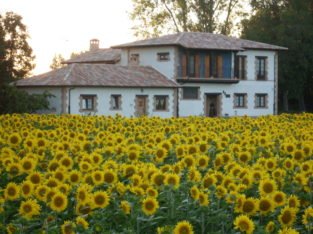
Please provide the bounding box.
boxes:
[16,33,287,117]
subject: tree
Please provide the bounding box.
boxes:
[0,12,35,85]
[241,0,313,112]
[130,0,249,38]
[50,54,66,70]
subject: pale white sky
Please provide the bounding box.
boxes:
[0,0,136,75]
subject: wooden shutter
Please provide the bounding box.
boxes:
[182,54,187,78]
[217,55,223,78]
[195,54,200,78]
[205,55,210,78]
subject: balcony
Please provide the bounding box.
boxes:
[176,77,240,84]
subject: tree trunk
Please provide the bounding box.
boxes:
[298,94,306,112]
[283,90,289,112]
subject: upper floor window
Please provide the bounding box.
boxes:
[234,93,247,108]
[80,95,96,111]
[256,56,267,80]
[182,87,199,99]
[235,56,247,80]
[157,52,170,61]
[187,54,195,77]
[129,53,139,65]
[255,94,268,108]
[155,95,168,111]
[111,95,122,110]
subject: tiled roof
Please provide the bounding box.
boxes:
[112,32,287,51]
[63,48,121,64]
[15,64,179,88]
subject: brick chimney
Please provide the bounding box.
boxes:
[90,39,99,51]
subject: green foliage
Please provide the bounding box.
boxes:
[241,0,313,111]
[0,12,35,84]
[49,54,66,70]
[0,84,53,114]
[130,0,249,38]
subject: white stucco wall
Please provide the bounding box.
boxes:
[69,87,176,117]
[19,87,62,113]
[120,47,177,79]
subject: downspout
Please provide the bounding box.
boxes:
[68,87,75,114]
[176,87,179,117]
[274,52,278,115]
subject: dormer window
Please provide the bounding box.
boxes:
[157,52,170,61]
[129,54,139,65]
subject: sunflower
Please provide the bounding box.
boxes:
[54,169,67,183]
[146,187,158,198]
[7,162,22,176]
[76,216,89,229]
[259,179,277,196]
[283,159,294,171]
[238,151,251,164]
[76,184,92,203]
[92,191,110,209]
[60,156,74,169]
[142,197,159,216]
[4,182,20,200]
[293,150,304,162]
[154,148,168,163]
[287,195,300,210]
[184,155,196,168]
[265,221,276,233]
[103,170,117,184]
[8,133,22,147]
[198,191,209,207]
[272,191,286,207]
[19,199,41,220]
[123,164,136,177]
[202,174,217,189]
[68,170,82,184]
[302,207,313,230]
[164,173,180,189]
[198,141,208,153]
[79,161,92,173]
[197,155,209,170]
[233,215,255,234]
[91,170,104,186]
[61,221,76,234]
[50,192,68,212]
[258,197,274,215]
[241,198,258,216]
[120,200,131,214]
[151,172,165,186]
[34,185,50,202]
[21,180,34,198]
[173,220,194,234]
[190,185,200,200]
[278,206,297,227]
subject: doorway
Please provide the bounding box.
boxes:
[205,94,221,117]
[135,95,148,116]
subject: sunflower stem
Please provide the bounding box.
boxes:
[201,211,205,234]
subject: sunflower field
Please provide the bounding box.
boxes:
[0,113,313,234]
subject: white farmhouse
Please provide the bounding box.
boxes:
[16,33,287,117]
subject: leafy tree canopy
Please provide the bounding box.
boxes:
[50,54,66,70]
[130,0,249,38]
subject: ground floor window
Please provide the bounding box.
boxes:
[80,95,96,111]
[234,93,247,108]
[182,87,199,99]
[154,95,168,111]
[111,95,122,110]
[255,93,268,108]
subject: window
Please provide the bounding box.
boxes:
[187,54,195,76]
[155,95,168,111]
[235,56,246,80]
[129,53,139,65]
[255,94,267,108]
[111,95,121,110]
[234,93,247,108]
[256,57,267,80]
[182,87,199,99]
[211,54,223,78]
[157,52,170,61]
[81,95,96,111]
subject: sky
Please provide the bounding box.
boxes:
[0,0,136,75]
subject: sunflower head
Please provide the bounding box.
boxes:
[19,199,41,220]
[234,214,255,234]
[142,197,159,216]
[173,220,194,234]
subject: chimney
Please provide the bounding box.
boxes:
[90,39,100,51]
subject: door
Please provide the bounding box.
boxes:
[205,94,221,117]
[136,95,147,116]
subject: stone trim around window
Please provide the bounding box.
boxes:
[233,93,248,109]
[79,94,98,113]
[153,95,169,112]
[255,56,268,80]
[110,94,122,110]
[254,93,268,109]
[129,53,140,65]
